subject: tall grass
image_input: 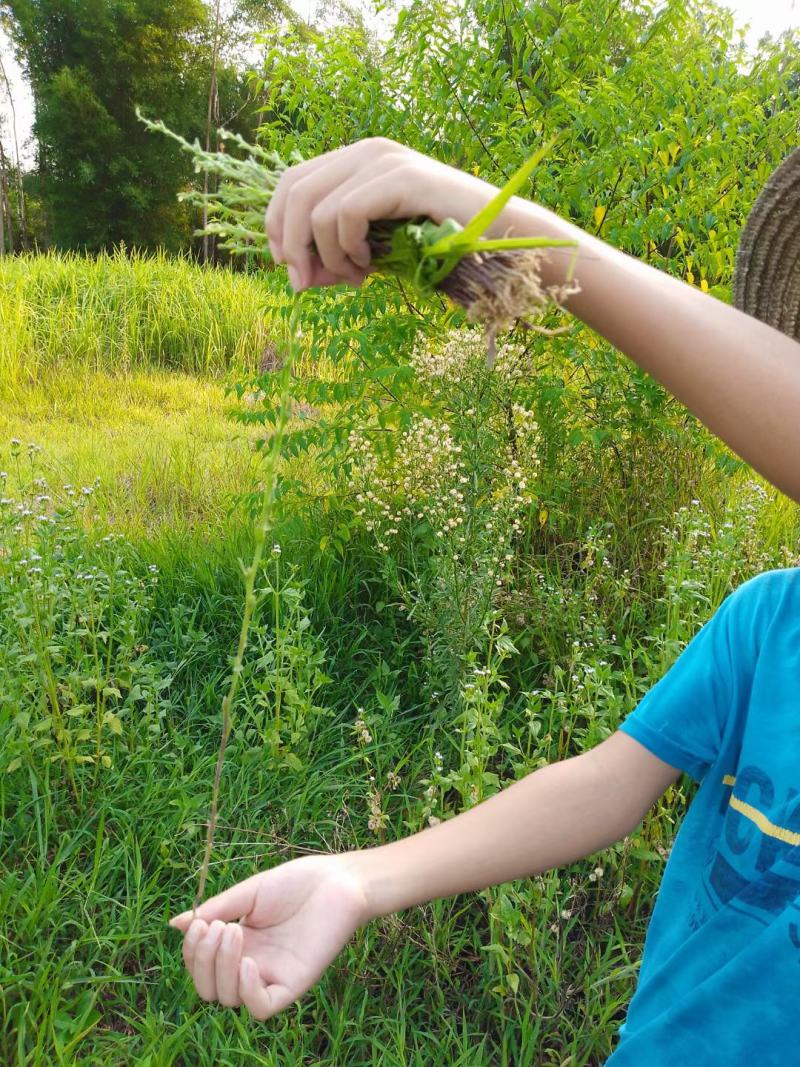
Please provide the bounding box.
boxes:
[0,249,284,379]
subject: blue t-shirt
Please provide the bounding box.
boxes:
[609,568,800,1065]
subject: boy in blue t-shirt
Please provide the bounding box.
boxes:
[612,568,800,1062]
[170,144,800,1061]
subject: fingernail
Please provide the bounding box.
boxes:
[205,922,224,946]
[169,912,189,928]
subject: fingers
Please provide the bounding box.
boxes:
[279,168,412,291]
[183,919,244,1006]
[170,872,262,930]
[310,202,366,286]
[179,922,296,1019]
[238,956,296,1021]
[270,152,367,288]
[216,923,244,1008]
[266,145,353,259]
[278,173,335,290]
[192,919,226,1001]
[305,260,367,290]
[266,138,413,291]
[182,917,207,971]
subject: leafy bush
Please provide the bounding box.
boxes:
[247,0,799,530]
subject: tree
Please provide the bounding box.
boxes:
[0,0,225,250]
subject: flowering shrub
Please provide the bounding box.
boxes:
[348,417,469,551]
[344,330,543,696]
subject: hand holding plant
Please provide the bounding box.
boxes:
[141,115,578,345]
[169,856,370,1018]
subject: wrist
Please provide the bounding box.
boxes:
[425,169,595,298]
[340,846,397,922]
[424,169,500,230]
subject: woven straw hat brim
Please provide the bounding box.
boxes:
[733,148,800,342]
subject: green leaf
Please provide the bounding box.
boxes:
[427,138,560,256]
[280,752,304,772]
[468,236,576,252]
[104,712,123,736]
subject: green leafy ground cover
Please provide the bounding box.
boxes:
[0,250,798,1066]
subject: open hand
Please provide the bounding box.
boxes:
[169,855,371,1019]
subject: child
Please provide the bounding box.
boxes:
[169,142,800,1063]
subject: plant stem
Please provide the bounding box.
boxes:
[194,300,301,910]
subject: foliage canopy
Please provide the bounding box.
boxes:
[1,0,260,249]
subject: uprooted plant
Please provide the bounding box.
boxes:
[140,112,579,356]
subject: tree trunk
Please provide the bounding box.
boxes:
[203,0,223,265]
[0,160,5,255]
[0,136,14,253]
[0,51,28,250]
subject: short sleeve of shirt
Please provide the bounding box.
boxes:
[619,574,778,781]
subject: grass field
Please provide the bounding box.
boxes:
[1,252,798,1066]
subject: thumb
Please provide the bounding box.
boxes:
[169,872,263,931]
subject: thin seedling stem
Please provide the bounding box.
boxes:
[194,301,302,911]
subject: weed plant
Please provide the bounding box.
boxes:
[0,444,167,794]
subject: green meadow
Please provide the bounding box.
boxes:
[1,250,797,1065]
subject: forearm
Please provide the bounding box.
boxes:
[348,733,677,920]
[498,198,800,502]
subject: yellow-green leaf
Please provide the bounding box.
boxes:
[105,712,123,736]
[427,137,560,256]
[467,236,575,253]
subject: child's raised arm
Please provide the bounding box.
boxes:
[266,138,800,503]
[169,732,678,1019]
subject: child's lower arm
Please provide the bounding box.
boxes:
[170,729,679,1016]
[347,731,679,920]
